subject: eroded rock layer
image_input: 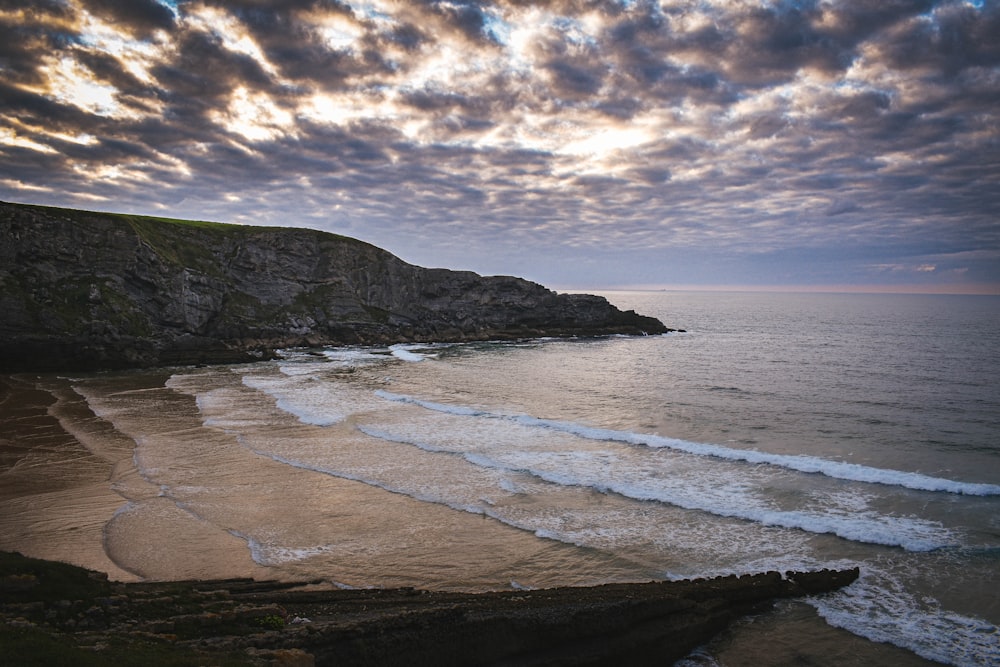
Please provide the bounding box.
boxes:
[0,552,859,666]
[1,202,671,371]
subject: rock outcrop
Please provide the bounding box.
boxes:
[0,551,859,666]
[0,202,673,372]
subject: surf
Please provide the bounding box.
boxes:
[374,390,1000,496]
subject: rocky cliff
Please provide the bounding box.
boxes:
[0,202,672,371]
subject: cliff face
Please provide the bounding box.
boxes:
[0,202,671,371]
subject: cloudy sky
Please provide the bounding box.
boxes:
[2,1,998,292]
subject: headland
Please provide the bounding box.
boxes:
[1,201,673,372]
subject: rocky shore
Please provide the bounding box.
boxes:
[0,202,674,372]
[1,551,859,666]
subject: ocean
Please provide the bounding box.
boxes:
[2,290,998,665]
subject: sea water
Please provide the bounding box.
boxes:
[3,291,999,665]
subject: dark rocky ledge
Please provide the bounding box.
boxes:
[0,202,677,372]
[0,552,859,666]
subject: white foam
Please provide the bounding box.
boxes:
[227,529,332,566]
[375,391,1000,496]
[810,566,1000,667]
[461,450,954,552]
[241,374,345,426]
[356,421,956,552]
[357,425,450,453]
[276,363,329,376]
[375,390,486,416]
[388,344,429,362]
[225,432,649,558]
[251,541,333,567]
[231,436,496,521]
[321,348,387,364]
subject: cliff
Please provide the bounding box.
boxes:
[0,202,672,372]
[0,551,860,666]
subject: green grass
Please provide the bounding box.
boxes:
[9,201,260,233]
[5,200,379,271]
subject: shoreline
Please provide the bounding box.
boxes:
[0,367,953,666]
[1,551,858,666]
[0,376,863,665]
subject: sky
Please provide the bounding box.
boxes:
[1,1,999,293]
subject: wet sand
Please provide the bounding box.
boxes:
[0,375,136,580]
[0,374,271,583]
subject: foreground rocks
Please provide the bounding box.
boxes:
[0,202,674,372]
[1,551,859,666]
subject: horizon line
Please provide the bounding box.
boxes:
[558,284,1000,296]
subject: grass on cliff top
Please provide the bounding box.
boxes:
[8,201,270,233]
[5,200,371,272]
[7,200,357,241]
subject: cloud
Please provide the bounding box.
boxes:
[1,0,998,291]
[79,0,176,36]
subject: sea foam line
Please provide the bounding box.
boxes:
[358,425,955,552]
[374,390,1000,496]
[227,529,333,567]
[810,565,1000,667]
[389,344,429,362]
[230,437,590,552]
[241,375,345,426]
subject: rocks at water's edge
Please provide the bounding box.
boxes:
[0,201,676,372]
[0,551,859,666]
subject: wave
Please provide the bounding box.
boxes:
[227,529,333,567]
[389,344,430,362]
[374,391,1000,496]
[358,425,955,552]
[232,437,494,520]
[321,348,389,365]
[810,564,1000,667]
[241,374,346,426]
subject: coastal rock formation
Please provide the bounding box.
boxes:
[0,202,672,372]
[0,552,859,666]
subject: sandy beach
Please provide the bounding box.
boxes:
[0,374,277,584]
[0,375,136,580]
[0,372,948,665]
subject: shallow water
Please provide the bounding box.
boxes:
[2,291,998,665]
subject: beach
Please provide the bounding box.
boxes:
[2,291,998,665]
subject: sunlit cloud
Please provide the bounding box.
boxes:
[184,4,280,77]
[0,178,52,193]
[0,128,57,154]
[212,86,296,143]
[561,126,653,158]
[299,89,404,131]
[75,10,166,85]
[312,13,365,53]
[37,55,124,116]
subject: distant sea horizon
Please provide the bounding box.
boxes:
[559,284,1000,296]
